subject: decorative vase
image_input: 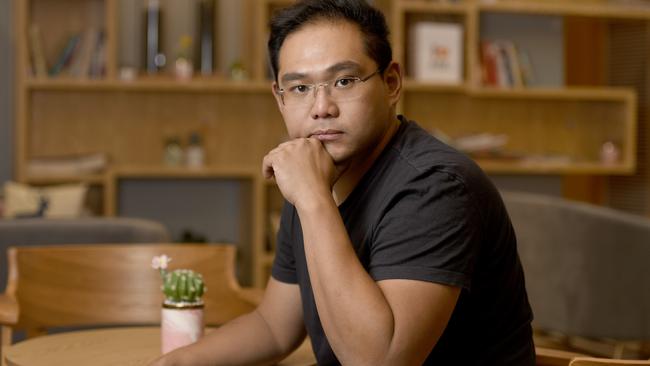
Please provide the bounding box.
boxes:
[161,301,204,354]
[174,57,193,81]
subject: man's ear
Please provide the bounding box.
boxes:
[383,61,403,107]
[272,82,285,111]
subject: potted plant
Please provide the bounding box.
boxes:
[152,254,205,353]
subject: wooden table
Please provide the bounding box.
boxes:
[3,327,316,366]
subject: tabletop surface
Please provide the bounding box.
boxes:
[3,326,316,366]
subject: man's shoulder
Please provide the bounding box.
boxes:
[388,117,486,187]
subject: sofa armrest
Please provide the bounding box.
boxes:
[0,294,17,325]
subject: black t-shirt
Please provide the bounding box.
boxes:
[272,116,535,365]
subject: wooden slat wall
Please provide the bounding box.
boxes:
[563,17,608,204]
[606,21,650,216]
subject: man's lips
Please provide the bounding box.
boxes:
[309,130,343,141]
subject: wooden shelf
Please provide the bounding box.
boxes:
[398,0,470,14]
[108,165,261,179]
[403,83,635,102]
[476,159,634,175]
[466,86,635,101]
[403,80,469,92]
[25,174,107,185]
[26,78,272,93]
[264,0,294,7]
[478,0,650,20]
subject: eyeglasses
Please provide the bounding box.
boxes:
[276,69,381,107]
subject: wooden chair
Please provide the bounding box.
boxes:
[536,346,591,366]
[569,357,650,365]
[0,243,258,349]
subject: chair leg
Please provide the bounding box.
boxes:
[1,325,13,366]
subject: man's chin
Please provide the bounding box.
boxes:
[323,145,349,165]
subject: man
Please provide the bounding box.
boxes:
[152,0,534,364]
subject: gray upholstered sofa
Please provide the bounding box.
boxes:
[0,217,171,292]
[501,191,650,347]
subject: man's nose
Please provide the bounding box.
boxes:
[310,84,339,119]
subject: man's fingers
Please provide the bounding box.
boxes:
[262,154,275,179]
[263,137,329,180]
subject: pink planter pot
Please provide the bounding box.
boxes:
[161,302,204,354]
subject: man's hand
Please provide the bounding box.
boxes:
[262,138,337,207]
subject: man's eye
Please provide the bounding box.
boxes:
[334,77,357,88]
[288,85,310,94]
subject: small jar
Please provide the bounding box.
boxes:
[163,137,184,166]
[175,57,193,81]
[185,132,205,168]
[161,301,204,354]
[600,141,620,165]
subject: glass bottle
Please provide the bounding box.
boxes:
[164,137,183,166]
[185,132,205,168]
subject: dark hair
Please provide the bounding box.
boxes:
[267,0,392,81]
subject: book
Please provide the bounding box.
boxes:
[409,21,464,84]
[480,40,498,86]
[480,40,530,88]
[89,31,106,78]
[68,29,99,78]
[197,0,215,75]
[144,0,163,74]
[49,34,81,76]
[493,41,510,87]
[499,40,525,87]
[454,133,509,154]
[517,48,536,86]
[28,24,48,78]
[498,42,515,87]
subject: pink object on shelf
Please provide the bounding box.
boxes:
[161,305,204,354]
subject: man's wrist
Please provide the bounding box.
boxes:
[294,190,335,214]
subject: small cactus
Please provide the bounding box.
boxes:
[162,269,205,304]
[152,255,206,305]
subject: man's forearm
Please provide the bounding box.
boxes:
[297,196,396,365]
[152,309,293,366]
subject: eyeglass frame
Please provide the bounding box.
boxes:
[275,68,382,106]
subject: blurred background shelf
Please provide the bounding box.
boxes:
[13,0,650,286]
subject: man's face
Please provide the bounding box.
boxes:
[273,20,398,167]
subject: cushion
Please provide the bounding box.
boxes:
[3,181,88,219]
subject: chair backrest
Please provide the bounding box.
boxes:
[536,346,590,366]
[0,217,172,292]
[4,243,256,336]
[569,357,650,365]
[501,191,650,340]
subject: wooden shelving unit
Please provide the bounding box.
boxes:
[25,78,273,93]
[14,0,645,286]
[25,173,108,185]
[393,0,638,177]
[477,0,650,19]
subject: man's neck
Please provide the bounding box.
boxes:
[332,116,401,206]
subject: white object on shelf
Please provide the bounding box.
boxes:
[27,153,108,176]
[409,22,464,84]
[185,133,205,168]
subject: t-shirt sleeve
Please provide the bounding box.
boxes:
[367,171,481,290]
[271,201,298,284]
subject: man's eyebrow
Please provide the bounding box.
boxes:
[326,61,363,74]
[281,72,308,84]
[280,61,364,84]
